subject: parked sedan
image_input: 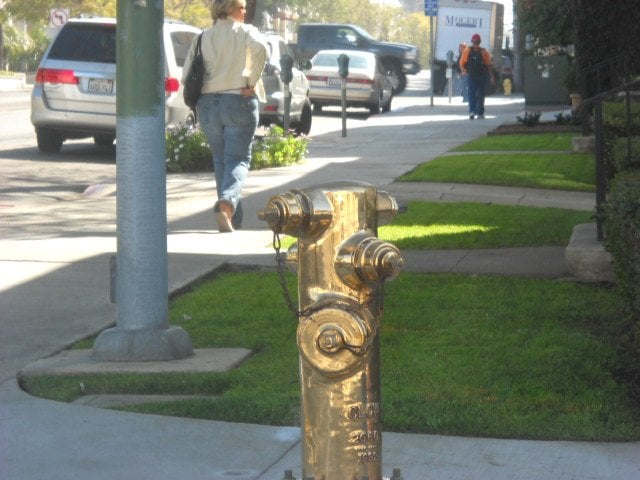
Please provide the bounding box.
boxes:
[305,50,393,114]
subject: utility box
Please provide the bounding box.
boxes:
[523,55,570,105]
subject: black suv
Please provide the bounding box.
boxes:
[290,23,420,94]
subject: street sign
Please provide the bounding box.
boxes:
[424,0,438,17]
[49,8,69,29]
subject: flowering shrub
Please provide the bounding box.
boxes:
[251,125,308,170]
[165,124,212,173]
[165,123,308,173]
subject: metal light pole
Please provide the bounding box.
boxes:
[93,0,192,361]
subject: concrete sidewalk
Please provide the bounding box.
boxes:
[1,91,638,480]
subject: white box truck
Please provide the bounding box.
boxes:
[431,0,504,95]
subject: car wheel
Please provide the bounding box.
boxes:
[36,128,63,153]
[383,60,407,95]
[294,99,312,136]
[94,134,115,147]
[369,92,382,115]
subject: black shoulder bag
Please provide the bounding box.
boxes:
[183,33,204,110]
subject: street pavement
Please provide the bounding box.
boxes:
[1,89,639,480]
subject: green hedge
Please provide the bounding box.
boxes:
[603,101,640,180]
[608,136,640,175]
[603,170,640,391]
[604,170,640,313]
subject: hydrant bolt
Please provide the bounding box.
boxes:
[317,327,345,354]
[257,206,280,225]
[380,251,404,277]
[258,206,281,227]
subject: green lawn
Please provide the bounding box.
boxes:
[453,133,575,152]
[20,272,639,441]
[379,201,592,249]
[399,152,595,192]
[18,131,631,441]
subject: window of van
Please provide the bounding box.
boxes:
[48,24,117,64]
[171,31,198,67]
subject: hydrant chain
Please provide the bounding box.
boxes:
[273,231,305,319]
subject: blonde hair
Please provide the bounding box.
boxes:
[211,0,245,20]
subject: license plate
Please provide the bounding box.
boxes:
[328,78,342,87]
[87,78,114,94]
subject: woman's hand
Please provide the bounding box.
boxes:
[241,86,255,97]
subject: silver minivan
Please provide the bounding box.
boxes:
[31,17,200,153]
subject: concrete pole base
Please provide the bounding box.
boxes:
[92,326,193,362]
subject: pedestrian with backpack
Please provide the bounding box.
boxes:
[459,33,495,119]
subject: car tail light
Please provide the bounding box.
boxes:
[263,105,278,112]
[35,68,79,85]
[165,77,180,94]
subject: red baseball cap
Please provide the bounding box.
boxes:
[471,33,481,43]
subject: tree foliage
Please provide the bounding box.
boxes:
[3,0,211,26]
[570,0,640,89]
[165,0,211,28]
[517,0,573,49]
[2,22,49,71]
[517,0,640,97]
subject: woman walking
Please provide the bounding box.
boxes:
[183,0,267,232]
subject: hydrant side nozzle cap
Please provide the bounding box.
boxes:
[257,207,281,227]
[380,250,404,279]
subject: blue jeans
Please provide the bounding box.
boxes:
[197,93,258,229]
[467,74,487,116]
[453,74,468,102]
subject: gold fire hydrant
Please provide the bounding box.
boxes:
[259,182,404,480]
[503,78,512,96]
